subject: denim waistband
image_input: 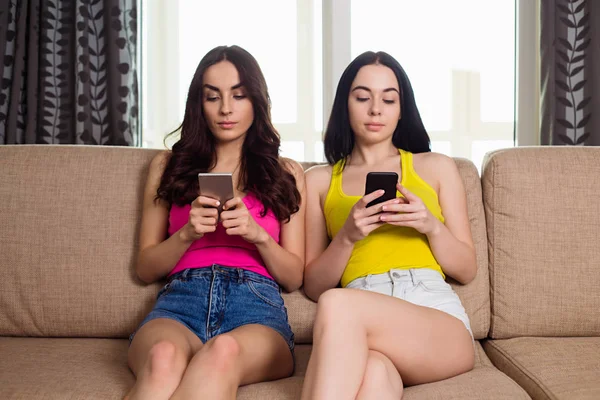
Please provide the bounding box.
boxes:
[169,265,279,288]
[353,268,444,287]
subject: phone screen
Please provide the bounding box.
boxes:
[198,173,235,213]
[364,172,399,208]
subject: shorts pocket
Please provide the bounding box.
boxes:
[156,277,183,299]
[246,279,285,309]
[416,279,453,294]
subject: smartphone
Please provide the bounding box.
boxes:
[364,172,399,208]
[198,173,235,214]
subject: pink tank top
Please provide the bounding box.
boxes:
[167,192,280,279]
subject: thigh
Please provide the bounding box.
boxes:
[226,324,294,386]
[329,288,474,386]
[128,318,204,375]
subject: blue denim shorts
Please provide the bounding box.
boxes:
[129,265,295,354]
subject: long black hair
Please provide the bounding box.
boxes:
[324,51,431,165]
[157,45,300,221]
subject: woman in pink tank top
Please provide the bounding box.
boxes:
[126,46,306,399]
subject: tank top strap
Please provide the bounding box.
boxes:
[330,159,345,190]
[399,148,415,183]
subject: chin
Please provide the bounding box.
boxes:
[357,132,393,144]
[214,131,246,143]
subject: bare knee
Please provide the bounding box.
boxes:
[194,334,240,375]
[147,340,186,382]
[315,289,352,326]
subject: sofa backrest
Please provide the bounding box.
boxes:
[0,146,161,338]
[483,147,600,338]
[0,146,490,340]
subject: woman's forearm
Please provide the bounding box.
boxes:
[426,220,477,284]
[303,233,355,301]
[136,228,194,284]
[255,233,304,292]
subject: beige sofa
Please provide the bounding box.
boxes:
[0,145,598,399]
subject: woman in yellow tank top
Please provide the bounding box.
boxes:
[301,51,477,400]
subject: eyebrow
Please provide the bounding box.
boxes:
[351,86,399,94]
[203,83,244,92]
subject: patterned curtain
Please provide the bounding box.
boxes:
[540,0,599,145]
[0,0,138,145]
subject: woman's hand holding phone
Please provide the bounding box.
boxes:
[379,183,440,235]
[339,190,401,245]
[181,196,220,242]
[220,197,268,244]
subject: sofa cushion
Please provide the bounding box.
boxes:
[482,147,600,338]
[483,337,600,400]
[0,337,528,399]
[0,337,134,399]
[401,343,530,399]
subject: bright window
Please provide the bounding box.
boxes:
[351,0,516,166]
[141,0,517,166]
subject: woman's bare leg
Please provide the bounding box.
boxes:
[125,318,203,400]
[170,324,293,400]
[301,288,474,400]
[356,351,403,400]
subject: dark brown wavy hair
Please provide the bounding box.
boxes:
[156,45,300,221]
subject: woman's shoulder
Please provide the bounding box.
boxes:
[413,150,452,163]
[145,150,171,183]
[412,151,460,193]
[305,164,333,193]
[305,164,333,180]
[149,150,172,174]
[280,157,307,188]
[413,151,457,174]
[280,157,305,176]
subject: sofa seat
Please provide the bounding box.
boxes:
[484,337,600,400]
[0,337,133,399]
[398,342,530,400]
[0,337,528,399]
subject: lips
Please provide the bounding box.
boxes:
[365,123,384,131]
[218,121,237,129]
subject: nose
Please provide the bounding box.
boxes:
[220,97,232,116]
[369,100,381,116]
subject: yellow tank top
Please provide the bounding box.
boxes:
[324,149,445,287]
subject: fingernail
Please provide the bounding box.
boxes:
[382,206,387,211]
[215,201,220,206]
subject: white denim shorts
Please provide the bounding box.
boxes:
[346,268,473,339]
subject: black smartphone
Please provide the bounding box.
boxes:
[198,173,235,214]
[364,172,399,208]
